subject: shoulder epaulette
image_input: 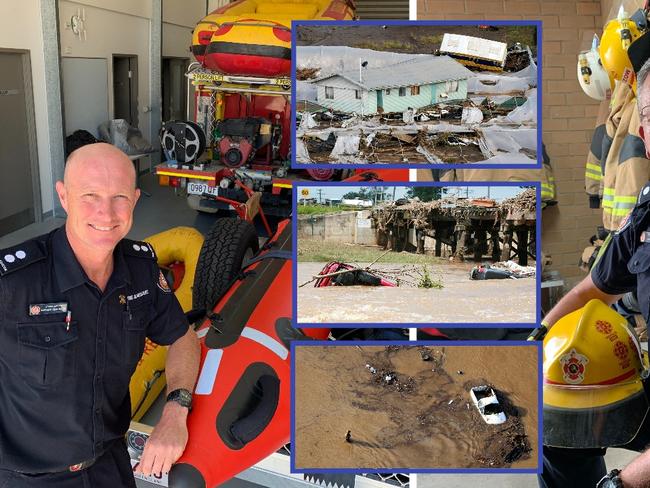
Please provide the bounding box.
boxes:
[638,183,650,207]
[121,238,157,260]
[0,239,47,276]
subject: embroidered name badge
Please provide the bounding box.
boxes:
[127,289,150,301]
[29,302,68,316]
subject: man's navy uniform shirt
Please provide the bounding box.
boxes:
[592,183,650,321]
[0,226,189,473]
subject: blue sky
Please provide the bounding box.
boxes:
[298,185,527,202]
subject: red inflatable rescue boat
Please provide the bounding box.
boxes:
[169,218,302,487]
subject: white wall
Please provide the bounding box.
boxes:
[162,0,205,59]
[163,0,205,28]
[66,0,152,19]
[0,2,54,214]
[162,23,194,59]
[59,1,152,142]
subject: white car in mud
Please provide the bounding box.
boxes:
[470,385,507,425]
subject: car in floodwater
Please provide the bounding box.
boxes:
[470,385,507,425]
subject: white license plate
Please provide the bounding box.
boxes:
[187,182,218,197]
[131,460,169,486]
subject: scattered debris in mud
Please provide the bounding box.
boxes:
[295,345,538,469]
[356,346,531,467]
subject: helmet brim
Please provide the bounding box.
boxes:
[544,382,649,448]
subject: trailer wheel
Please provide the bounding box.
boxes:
[192,218,260,310]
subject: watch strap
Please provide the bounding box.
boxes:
[166,388,193,409]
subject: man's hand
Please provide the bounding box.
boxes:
[135,402,189,477]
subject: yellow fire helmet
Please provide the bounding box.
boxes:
[600,5,643,89]
[578,35,613,100]
[543,299,650,448]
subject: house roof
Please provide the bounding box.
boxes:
[312,55,473,90]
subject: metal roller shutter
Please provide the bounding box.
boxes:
[355,0,410,19]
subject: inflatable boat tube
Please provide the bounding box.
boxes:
[170,218,305,487]
[191,0,354,76]
[129,227,204,421]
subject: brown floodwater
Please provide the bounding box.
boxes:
[294,345,539,469]
[297,262,536,323]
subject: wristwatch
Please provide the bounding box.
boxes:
[597,469,623,488]
[166,388,193,410]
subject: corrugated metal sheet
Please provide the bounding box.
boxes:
[313,56,472,90]
[440,34,507,65]
[354,0,409,19]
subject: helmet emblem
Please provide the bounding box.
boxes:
[595,320,613,334]
[560,348,589,384]
[613,340,629,360]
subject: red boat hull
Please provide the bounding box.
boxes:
[170,220,293,487]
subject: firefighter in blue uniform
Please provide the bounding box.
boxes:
[0,143,200,487]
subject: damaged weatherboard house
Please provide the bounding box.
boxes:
[294,22,540,166]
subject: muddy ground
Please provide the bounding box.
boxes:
[296,24,537,58]
[294,345,539,469]
[296,262,536,323]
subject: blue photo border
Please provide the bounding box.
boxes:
[290,19,543,170]
[290,340,543,474]
[292,181,542,328]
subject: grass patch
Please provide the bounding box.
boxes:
[298,239,446,264]
[504,26,537,49]
[297,205,356,215]
[354,40,414,52]
[410,33,444,46]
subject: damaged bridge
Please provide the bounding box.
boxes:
[370,188,537,265]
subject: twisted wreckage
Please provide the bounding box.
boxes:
[370,188,537,265]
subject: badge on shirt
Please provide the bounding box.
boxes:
[29,302,68,316]
[157,270,171,293]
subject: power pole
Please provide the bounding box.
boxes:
[318,189,323,204]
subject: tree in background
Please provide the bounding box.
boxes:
[343,187,391,202]
[405,187,447,202]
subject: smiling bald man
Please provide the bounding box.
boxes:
[0,143,200,487]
